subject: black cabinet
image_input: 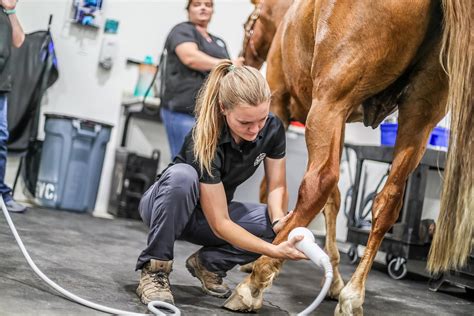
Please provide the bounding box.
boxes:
[345,144,447,279]
[108,148,160,219]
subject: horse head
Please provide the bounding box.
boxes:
[240,0,278,69]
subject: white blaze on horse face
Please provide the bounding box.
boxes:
[316,0,337,45]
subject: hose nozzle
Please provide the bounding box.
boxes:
[289,227,333,315]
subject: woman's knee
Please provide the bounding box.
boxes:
[166,164,198,183]
[161,164,199,196]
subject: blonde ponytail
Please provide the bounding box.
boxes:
[193,61,232,176]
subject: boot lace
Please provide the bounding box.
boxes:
[151,271,170,289]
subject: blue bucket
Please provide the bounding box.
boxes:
[380,123,398,146]
[429,126,449,148]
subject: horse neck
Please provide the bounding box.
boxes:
[264,0,294,27]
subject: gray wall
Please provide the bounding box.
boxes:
[16,0,253,216]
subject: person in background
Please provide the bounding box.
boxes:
[160,0,244,159]
[0,0,26,213]
[135,61,306,306]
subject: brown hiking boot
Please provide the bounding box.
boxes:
[185,251,231,298]
[136,259,174,305]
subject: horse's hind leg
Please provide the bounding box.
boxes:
[324,187,345,298]
[335,48,448,316]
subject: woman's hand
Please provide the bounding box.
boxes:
[270,235,308,260]
[272,211,294,234]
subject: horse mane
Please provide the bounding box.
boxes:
[428,0,473,273]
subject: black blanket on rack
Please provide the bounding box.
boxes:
[7,30,58,152]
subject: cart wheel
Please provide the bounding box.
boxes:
[347,245,359,264]
[387,257,407,280]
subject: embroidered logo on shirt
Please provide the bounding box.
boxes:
[254,153,266,166]
[216,39,225,48]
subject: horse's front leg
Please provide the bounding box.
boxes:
[229,189,345,308]
[223,204,334,311]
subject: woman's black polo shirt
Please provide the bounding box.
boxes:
[162,112,286,203]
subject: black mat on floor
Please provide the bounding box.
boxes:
[0,207,472,315]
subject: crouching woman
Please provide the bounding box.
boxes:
[135,60,306,305]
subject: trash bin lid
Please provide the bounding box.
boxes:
[44,113,114,128]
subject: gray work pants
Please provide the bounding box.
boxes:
[136,164,275,273]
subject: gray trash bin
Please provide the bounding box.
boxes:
[35,113,113,212]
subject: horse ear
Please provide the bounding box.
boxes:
[251,0,260,5]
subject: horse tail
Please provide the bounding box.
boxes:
[427,0,473,274]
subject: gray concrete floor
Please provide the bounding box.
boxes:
[0,207,473,316]
[1,121,472,315]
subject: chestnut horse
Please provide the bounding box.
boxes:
[224,0,472,315]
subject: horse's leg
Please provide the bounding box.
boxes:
[253,177,347,294]
[242,187,346,291]
[243,118,346,284]
[335,48,448,316]
[324,187,345,298]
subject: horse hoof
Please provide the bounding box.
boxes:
[334,303,363,316]
[326,275,345,300]
[334,303,345,316]
[333,284,365,315]
[353,306,363,316]
[223,290,253,312]
[222,282,262,312]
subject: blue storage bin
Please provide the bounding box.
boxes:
[36,114,113,212]
[381,123,450,150]
[380,123,398,146]
[429,126,449,148]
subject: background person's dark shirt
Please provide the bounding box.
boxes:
[160,113,286,204]
[0,9,13,92]
[161,21,229,115]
